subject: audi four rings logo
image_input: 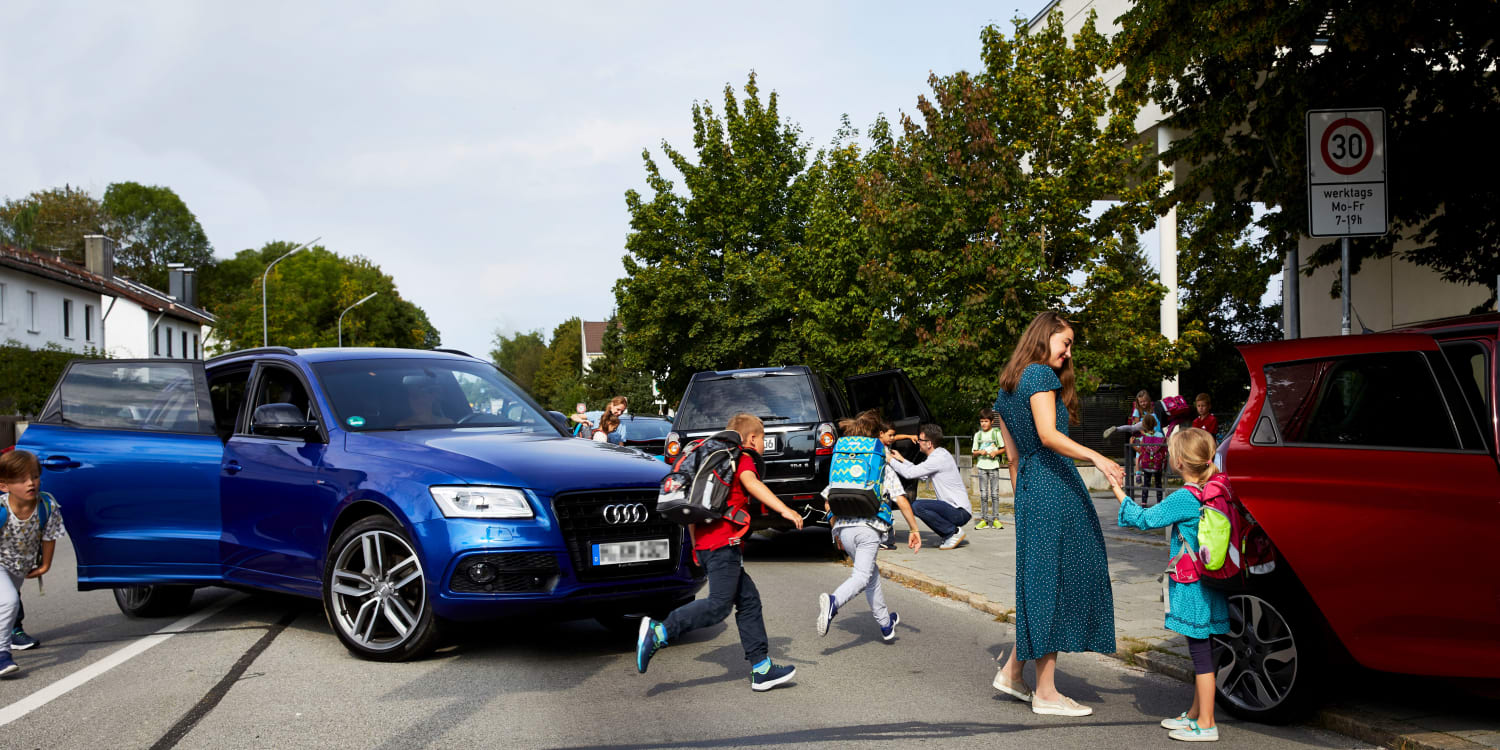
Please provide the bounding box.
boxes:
[602,503,649,525]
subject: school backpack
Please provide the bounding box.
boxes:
[825,436,888,520]
[1136,435,1167,472]
[0,491,56,530]
[1186,474,1276,587]
[1161,395,1191,419]
[657,430,744,525]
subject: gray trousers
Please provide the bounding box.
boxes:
[0,570,24,653]
[832,525,891,628]
[976,468,1001,521]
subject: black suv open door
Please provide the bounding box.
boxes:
[844,370,933,436]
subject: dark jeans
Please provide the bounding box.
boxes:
[1137,470,1164,506]
[663,545,768,665]
[912,499,972,538]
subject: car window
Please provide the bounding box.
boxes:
[251,365,315,425]
[675,375,820,431]
[1440,340,1491,429]
[208,368,251,442]
[312,358,561,434]
[54,361,208,433]
[846,372,924,424]
[622,418,672,441]
[1264,352,1460,450]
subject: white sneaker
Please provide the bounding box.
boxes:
[1169,723,1219,741]
[939,529,966,550]
[1161,713,1193,730]
[1031,695,1092,717]
[1102,426,1117,439]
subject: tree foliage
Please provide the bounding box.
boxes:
[1116,0,1500,308]
[584,318,658,413]
[208,241,439,353]
[530,317,589,411]
[0,186,108,263]
[616,73,810,399]
[101,182,215,294]
[490,329,547,394]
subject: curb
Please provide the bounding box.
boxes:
[875,562,1489,750]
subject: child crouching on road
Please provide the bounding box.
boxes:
[1113,428,1230,742]
[815,410,921,642]
[636,413,805,692]
[0,450,66,677]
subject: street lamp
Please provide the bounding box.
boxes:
[261,237,320,347]
[338,292,379,347]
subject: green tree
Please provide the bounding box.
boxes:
[208,241,440,352]
[1176,203,1283,411]
[490,329,547,393]
[0,186,108,262]
[531,317,589,411]
[616,73,810,402]
[1116,0,1500,308]
[101,182,215,294]
[584,318,657,413]
[855,12,1189,426]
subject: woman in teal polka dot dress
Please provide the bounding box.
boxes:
[990,312,1126,718]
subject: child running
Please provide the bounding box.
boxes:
[972,409,1005,530]
[1113,427,1230,742]
[815,410,921,642]
[636,413,804,691]
[0,450,66,677]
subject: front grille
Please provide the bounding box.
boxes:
[552,490,683,583]
[450,551,560,593]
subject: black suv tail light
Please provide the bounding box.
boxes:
[665,431,681,459]
[816,422,835,455]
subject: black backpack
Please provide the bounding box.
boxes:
[657,430,744,525]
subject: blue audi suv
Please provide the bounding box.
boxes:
[19,347,703,661]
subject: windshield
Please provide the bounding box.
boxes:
[674,374,820,431]
[622,418,672,441]
[313,358,563,434]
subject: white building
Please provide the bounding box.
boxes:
[0,237,214,360]
[1028,0,1493,382]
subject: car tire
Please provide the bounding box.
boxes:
[112,585,196,617]
[1212,583,1325,724]
[322,515,441,662]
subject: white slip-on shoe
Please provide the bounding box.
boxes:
[992,668,1033,703]
[1161,713,1193,730]
[1168,722,1219,742]
[1031,695,1092,717]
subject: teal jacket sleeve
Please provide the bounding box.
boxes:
[1118,488,1200,531]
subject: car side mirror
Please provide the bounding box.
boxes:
[252,403,321,441]
[547,410,570,432]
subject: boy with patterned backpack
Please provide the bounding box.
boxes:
[815,410,922,642]
[972,409,1005,530]
[0,450,65,677]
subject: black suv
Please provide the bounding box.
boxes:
[666,366,933,527]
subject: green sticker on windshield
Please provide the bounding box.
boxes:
[347,416,366,427]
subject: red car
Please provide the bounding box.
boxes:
[1220,313,1499,722]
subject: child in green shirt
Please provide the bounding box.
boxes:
[972,409,1005,530]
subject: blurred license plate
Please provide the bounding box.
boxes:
[592,539,671,566]
[764,435,778,451]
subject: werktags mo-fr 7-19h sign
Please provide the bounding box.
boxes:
[1306,108,1388,237]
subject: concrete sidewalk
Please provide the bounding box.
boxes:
[873,489,1500,750]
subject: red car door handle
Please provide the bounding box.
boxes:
[39,456,81,470]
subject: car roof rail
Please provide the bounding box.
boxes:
[434,348,476,358]
[206,346,297,364]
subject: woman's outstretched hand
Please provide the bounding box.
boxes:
[1097,456,1126,489]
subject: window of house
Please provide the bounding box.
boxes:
[182,331,188,362]
[28,291,39,332]
[154,325,160,355]
[166,326,173,357]
[0,283,7,323]
[192,333,200,359]
[1263,352,1461,450]
[63,299,73,338]
[85,304,94,342]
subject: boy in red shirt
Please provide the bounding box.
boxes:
[1192,393,1218,436]
[636,413,805,691]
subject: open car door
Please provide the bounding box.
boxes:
[844,369,934,481]
[20,359,223,589]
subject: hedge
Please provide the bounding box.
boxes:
[0,342,97,417]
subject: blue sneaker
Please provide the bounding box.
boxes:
[816,593,837,637]
[0,651,17,677]
[750,661,796,692]
[880,612,901,642]
[635,617,665,674]
[10,628,38,650]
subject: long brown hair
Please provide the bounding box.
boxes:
[838,409,889,438]
[599,395,629,436]
[997,311,1081,425]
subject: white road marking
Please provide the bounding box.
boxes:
[0,593,243,727]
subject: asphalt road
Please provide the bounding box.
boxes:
[0,532,1369,749]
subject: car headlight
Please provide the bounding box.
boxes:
[429,486,534,519]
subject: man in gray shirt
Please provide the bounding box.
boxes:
[890,424,972,549]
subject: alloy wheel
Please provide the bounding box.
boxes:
[1213,593,1300,712]
[329,529,426,652]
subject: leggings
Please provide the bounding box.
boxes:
[1187,636,1214,675]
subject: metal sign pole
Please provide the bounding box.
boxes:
[1341,237,1352,335]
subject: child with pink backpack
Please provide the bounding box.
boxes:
[1111,427,1232,742]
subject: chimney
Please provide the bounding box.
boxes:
[182,268,198,308]
[84,235,115,278]
[168,263,185,301]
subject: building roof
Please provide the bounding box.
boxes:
[582,320,608,356]
[0,243,215,325]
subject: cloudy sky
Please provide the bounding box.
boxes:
[3,1,1055,357]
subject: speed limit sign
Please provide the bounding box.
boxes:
[1307,109,1387,237]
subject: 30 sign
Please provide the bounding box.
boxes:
[1307,109,1388,237]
